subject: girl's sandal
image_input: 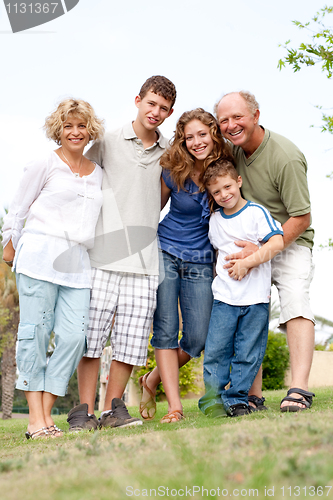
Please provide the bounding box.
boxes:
[25,427,50,440]
[160,411,184,424]
[139,371,156,420]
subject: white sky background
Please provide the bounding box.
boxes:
[0,0,332,334]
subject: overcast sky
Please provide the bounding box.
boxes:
[0,0,332,334]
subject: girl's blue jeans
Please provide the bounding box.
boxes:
[152,250,214,358]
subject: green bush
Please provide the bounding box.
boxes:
[133,333,202,400]
[262,331,290,390]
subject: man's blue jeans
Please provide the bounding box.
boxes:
[199,300,269,413]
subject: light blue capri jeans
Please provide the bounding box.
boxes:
[151,250,214,358]
[15,273,90,397]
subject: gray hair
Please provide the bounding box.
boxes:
[238,91,260,115]
[215,91,260,118]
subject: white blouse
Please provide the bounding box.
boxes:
[2,151,103,288]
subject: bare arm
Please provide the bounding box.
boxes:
[161,177,171,210]
[223,240,259,269]
[228,234,284,281]
[224,212,310,267]
[2,240,15,267]
[281,213,311,248]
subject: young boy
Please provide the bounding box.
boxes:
[67,76,176,431]
[198,160,284,418]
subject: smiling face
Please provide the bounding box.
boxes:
[184,119,214,165]
[217,93,260,157]
[60,114,90,153]
[207,173,245,215]
[134,89,173,132]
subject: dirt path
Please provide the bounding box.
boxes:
[0,413,28,419]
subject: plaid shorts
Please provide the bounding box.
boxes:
[85,268,158,365]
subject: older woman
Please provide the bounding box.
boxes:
[2,99,104,439]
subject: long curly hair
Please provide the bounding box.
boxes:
[160,108,234,190]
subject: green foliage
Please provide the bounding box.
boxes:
[314,343,326,350]
[278,6,333,78]
[319,237,333,250]
[133,333,202,400]
[262,331,290,390]
[319,109,333,135]
[278,5,333,135]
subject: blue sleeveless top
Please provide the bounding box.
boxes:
[158,169,214,264]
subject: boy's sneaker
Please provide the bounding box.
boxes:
[99,398,143,429]
[227,403,250,417]
[67,403,99,432]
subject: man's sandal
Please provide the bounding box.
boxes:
[248,395,268,412]
[160,411,184,424]
[25,427,50,440]
[280,388,315,412]
[139,372,156,420]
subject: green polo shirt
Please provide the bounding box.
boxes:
[233,128,314,249]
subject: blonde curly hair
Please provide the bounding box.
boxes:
[44,98,105,145]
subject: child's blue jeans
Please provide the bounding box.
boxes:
[198,300,269,414]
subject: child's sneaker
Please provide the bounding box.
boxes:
[99,398,143,429]
[227,403,250,417]
[67,403,99,432]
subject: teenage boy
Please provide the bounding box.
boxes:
[216,91,315,412]
[67,76,176,431]
[198,160,284,417]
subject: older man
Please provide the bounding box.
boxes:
[216,91,315,411]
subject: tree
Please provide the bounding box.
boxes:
[0,262,19,419]
[0,214,20,419]
[278,5,333,136]
[278,6,333,250]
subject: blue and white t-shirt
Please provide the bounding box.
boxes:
[209,200,283,306]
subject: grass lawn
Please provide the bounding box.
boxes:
[1,387,333,500]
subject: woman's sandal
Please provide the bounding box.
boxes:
[46,425,64,437]
[160,411,184,424]
[139,371,156,420]
[280,388,315,412]
[25,427,50,440]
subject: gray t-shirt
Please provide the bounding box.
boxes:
[86,123,167,274]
